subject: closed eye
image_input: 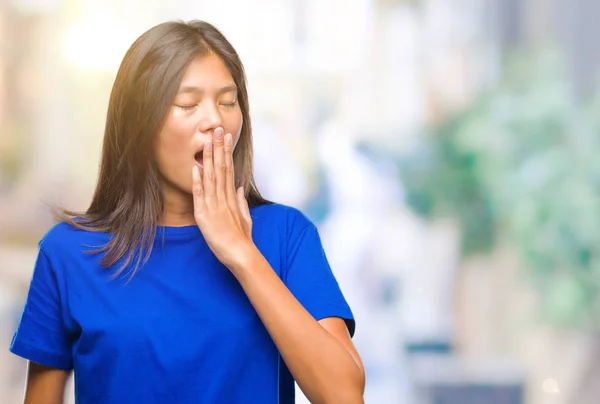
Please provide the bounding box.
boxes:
[220,100,237,108]
[175,104,197,111]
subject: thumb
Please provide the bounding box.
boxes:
[237,186,252,235]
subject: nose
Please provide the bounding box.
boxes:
[197,101,223,133]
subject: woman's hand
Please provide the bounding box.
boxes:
[192,127,255,270]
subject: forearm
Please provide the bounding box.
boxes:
[24,363,69,404]
[230,247,364,404]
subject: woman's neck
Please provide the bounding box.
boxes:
[159,186,196,227]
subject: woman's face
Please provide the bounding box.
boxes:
[154,53,243,196]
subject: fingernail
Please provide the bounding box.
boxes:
[192,165,199,179]
[225,133,232,145]
[205,141,213,151]
[214,127,224,138]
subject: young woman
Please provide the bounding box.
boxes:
[9,20,365,404]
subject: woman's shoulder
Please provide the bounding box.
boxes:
[38,220,106,256]
[251,202,315,233]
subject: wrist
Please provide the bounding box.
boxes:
[227,241,262,276]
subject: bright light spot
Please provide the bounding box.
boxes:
[62,18,131,71]
[543,378,560,394]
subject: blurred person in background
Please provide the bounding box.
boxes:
[8,20,364,404]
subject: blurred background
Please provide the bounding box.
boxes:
[1,0,599,403]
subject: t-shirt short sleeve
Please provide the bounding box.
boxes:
[284,215,355,337]
[10,248,73,370]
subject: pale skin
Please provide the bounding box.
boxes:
[23,54,365,404]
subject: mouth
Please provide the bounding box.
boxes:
[194,151,203,167]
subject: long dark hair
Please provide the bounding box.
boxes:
[56,20,271,278]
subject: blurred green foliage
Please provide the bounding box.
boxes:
[401,51,600,330]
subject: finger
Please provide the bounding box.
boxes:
[192,165,206,216]
[237,186,253,236]
[212,127,227,202]
[202,139,216,207]
[224,133,238,210]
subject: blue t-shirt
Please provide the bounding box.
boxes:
[10,203,355,403]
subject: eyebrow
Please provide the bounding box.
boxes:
[177,84,238,95]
